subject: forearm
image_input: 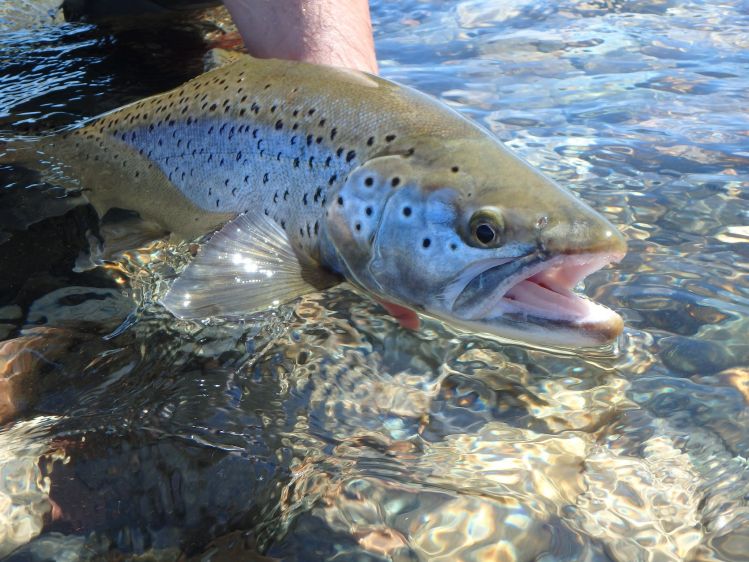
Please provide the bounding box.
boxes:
[222,0,378,74]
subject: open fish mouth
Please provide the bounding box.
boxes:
[450,251,626,343]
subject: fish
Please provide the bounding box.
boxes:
[1,53,627,347]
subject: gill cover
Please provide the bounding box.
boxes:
[324,154,491,309]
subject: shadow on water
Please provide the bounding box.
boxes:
[1,0,749,560]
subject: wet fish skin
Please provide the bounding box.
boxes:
[33,54,625,346]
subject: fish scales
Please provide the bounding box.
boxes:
[50,56,482,251]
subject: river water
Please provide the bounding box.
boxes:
[1,0,748,560]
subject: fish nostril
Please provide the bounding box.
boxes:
[536,215,549,230]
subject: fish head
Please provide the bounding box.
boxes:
[323,138,627,347]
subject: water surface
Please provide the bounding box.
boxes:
[1,0,748,560]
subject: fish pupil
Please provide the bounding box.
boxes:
[476,224,495,244]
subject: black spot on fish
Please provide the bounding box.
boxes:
[385,134,396,142]
[293,109,299,117]
[422,238,431,248]
[224,179,230,186]
[391,177,401,187]
[263,173,269,184]
[208,125,214,134]
[306,135,313,147]
[252,128,258,138]
[364,177,374,187]
[264,209,269,216]
[303,193,308,205]
[314,187,323,202]
[330,128,337,140]
[277,152,282,161]
[244,175,249,184]
[336,147,344,157]
[135,171,140,177]
[273,192,279,203]
[403,206,412,217]
[264,83,271,89]
[328,174,337,185]
[365,206,372,216]
[294,157,300,168]
[291,135,297,145]
[316,136,323,144]
[308,157,315,168]
[355,223,361,231]
[220,158,225,167]
[271,105,277,113]
[319,118,326,127]
[325,156,332,167]
[346,150,356,162]
[240,108,246,116]
[236,151,242,161]
[275,120,283,130]
[299,228,304,237]
[232,187,238,196]
[308,108,316,116]
[367,136,374,146]
[337,196,343,205]
[216,199,220,208]
[314,221,319,235]
[292,123,299,130]
[283,190,289,201]
[280,220,286,230]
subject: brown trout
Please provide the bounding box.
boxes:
[5,54,627,346]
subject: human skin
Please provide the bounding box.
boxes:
[222,0,378,74]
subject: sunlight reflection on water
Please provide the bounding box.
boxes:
[1,0,748,560]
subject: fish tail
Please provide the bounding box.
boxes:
[0,135,45,171]
[0,133,81,192]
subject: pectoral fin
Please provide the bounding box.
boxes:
[376,299,421,331]
[161,212,340,319]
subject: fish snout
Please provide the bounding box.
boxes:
[535,208,627,259]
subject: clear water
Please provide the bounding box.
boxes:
[1,0,748,560]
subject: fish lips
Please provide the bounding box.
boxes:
[448,250,626,346]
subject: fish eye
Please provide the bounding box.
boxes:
[469,210,503,247]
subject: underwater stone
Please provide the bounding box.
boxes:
[659,336,735,376]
